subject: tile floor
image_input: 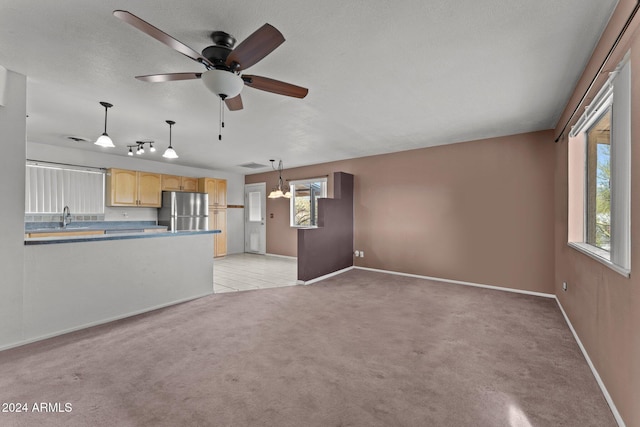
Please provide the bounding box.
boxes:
[213,253,298,293]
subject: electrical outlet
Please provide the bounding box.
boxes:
[360,251,364,258]
[562,282,568,291]
[354,250,360,257]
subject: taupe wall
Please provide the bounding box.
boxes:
[247,130,555,294]
[553,1,640,425]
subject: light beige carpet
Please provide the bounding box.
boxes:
[0,269,615,426]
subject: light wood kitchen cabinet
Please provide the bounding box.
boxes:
[106,168,162,207]
[209,208,227,257]
[198,178,227,207]
[161,175,198,192]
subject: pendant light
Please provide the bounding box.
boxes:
[95,101,116,148]
[268,159,291,199]
[163,120,179,159]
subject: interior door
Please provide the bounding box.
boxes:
[244,183,266,254]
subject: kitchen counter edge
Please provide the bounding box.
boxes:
[25,229,221,245]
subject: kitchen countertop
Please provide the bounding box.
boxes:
[24,221,220,245]
[25,220,167,233]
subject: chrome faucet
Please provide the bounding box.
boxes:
[62,205,71,228]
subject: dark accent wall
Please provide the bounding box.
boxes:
[297,172,354,282]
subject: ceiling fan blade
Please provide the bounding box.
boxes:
[135,72,203,83]
[225,94,244,111]
[226,24,285,71]
[113,10,213,68]
[242,75,308,98]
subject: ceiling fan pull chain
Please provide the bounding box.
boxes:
[219,98,223,141]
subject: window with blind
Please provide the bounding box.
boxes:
[25,163,105,214]
[567,54,630,276]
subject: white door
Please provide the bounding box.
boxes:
[244,183,266,254]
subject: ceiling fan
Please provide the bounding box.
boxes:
[112,10,308,111]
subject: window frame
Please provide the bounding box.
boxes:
[567,54,630,277]
[289,177,328,228]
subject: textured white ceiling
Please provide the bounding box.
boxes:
[0,0,617,173]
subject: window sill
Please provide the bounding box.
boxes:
[568,242,630,278]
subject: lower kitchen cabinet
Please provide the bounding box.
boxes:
[209,208,227,257]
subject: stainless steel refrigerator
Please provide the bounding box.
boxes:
[158,191,209,231]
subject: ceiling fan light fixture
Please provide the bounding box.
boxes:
[201,69,243,99]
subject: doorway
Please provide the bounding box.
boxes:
[244,182,266,254]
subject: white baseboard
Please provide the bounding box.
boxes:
[0,292,213,353]
[298,266,354,285]
[353,266,555,299]
[555,299,626,427]
[265,253,297,260]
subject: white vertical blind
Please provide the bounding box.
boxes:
[25,164,105,214]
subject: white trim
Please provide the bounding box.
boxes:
[555,299,626,427]
[298,266,354,285]
[0,292,212,353]
[265,253,297,260]
[610,58,631,271]
[354,266,555,298]
[289,177,327,228]
[568,242,630,277]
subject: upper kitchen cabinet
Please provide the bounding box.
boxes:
[161,175,198,192]
[198,178,227,208]
[106,168,162,207]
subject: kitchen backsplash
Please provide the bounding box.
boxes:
[25,213,105,223]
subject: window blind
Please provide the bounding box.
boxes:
[25,163,105,214]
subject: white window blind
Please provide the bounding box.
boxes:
[25,163,105,214]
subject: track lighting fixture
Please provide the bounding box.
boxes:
[95,101,115,148]
[126,141,156,157]
[163,120,178,159]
